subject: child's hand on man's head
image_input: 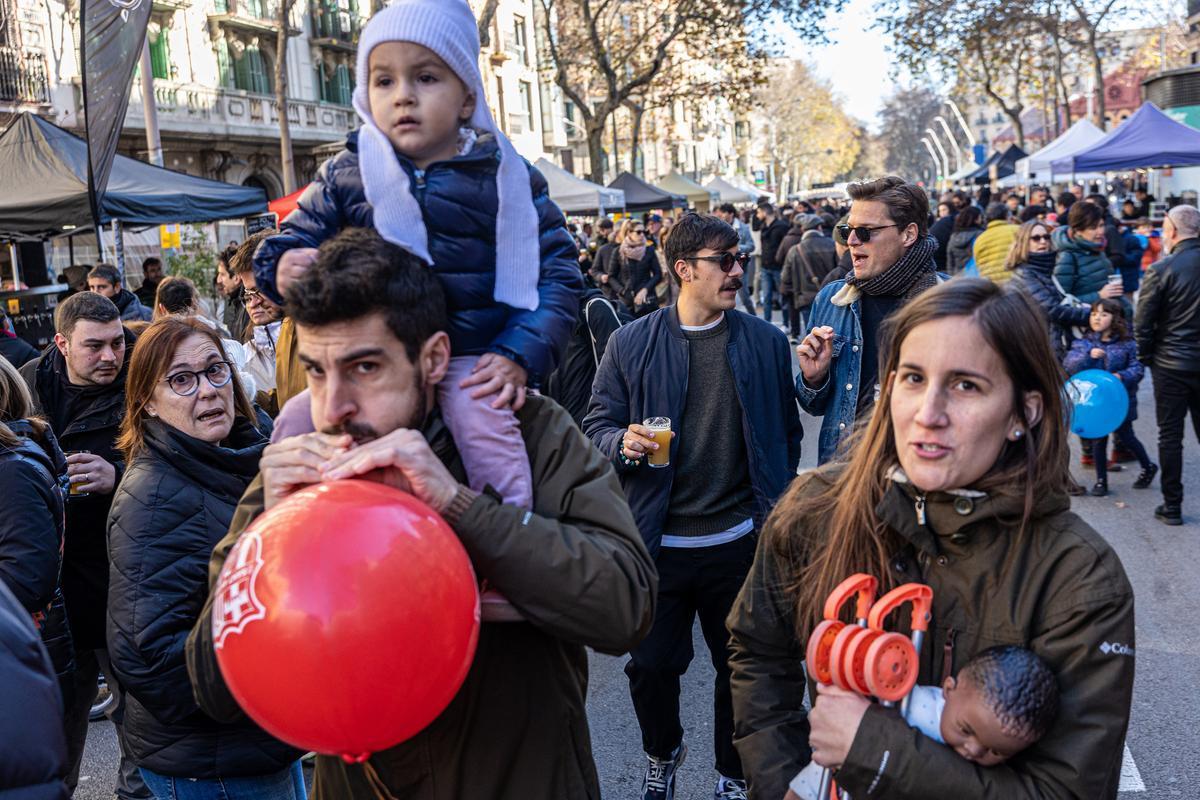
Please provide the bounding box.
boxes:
[461,353,528,410]
[277,247,320,295]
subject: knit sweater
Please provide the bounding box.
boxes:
[664,317,755,537]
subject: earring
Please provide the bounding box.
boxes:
[1012,429,1024,440]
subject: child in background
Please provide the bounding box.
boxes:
[252,0,580,515]
[1064,298,1158,497]
[786,646,1060,800]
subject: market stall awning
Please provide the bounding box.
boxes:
[653,171,719,211]
[1016,119,1105,182]
[608,172,687,213]
[963,144,1028,184]
[0,112,267,238]
[269,185,309,222]
[1050,102,1200,173]
[705,176,758,204]
[533,158,625,215]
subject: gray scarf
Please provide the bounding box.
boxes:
[832,234,938,307]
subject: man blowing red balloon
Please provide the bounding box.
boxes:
[184,227,657,800]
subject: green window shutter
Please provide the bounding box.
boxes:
[335,63,350,105]
[217,39,234,88]
[150,33,170,80]
[245,46,270,94]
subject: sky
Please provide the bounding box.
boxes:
[779,0,901,132]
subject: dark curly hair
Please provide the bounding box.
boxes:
[284,228,447,362]
[962,645,1060,743]
[662,212,740,285]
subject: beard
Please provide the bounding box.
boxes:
[320,380,429,444]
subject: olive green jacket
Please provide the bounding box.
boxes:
[186,396,657,800]
[728,467,1135,800]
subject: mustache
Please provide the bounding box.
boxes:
[722,279,743,291]
[320,419,381,444]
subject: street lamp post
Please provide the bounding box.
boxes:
[925,128,952,185]
[934,116,963,172]
[920,138,943,190]
[945,100,976,147]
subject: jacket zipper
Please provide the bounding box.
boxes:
[942,627,957,680]
[914,492,927,526]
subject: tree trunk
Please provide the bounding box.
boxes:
[627,100,646,177]
[586,122,606,185]
[477,0,501,48]
[276,0,296,194]
[1091,42,1106,129]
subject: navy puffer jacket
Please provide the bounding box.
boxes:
[0,420,74,697]
[107,418,299,778]
[0,579,68,799]
[253,132,581,386]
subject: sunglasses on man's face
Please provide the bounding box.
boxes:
[835,222,900,244]
[686,252,751,273]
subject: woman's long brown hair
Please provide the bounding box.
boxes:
[0,356,46,448]
[772,278,1073,634]
[117,317,257,461]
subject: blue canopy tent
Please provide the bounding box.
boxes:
[1050,102,1200,173]
[962,144,1027,185]
[0,112,267,239]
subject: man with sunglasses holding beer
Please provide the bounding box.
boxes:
[585,213,802,800]
[796,175,943,464]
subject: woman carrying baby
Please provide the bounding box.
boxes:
[728,278,1135,799]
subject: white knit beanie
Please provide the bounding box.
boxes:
[352,0,540,311]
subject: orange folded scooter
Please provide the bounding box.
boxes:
[805,575,933,800]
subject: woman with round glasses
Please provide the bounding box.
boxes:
[105,317,301,800]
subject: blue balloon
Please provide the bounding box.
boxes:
[1065,369,1129,438]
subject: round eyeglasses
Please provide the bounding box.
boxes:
[162,361,233,397]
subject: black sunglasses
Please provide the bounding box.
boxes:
[686,252,751,273]
[1029,234,1051,242]
[836,223,899,244]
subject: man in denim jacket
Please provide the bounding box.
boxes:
[796,177,943,463]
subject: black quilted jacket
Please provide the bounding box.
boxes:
[106,418,299,777]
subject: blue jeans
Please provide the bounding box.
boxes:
[140,762,305,800]
[760,268,781,323]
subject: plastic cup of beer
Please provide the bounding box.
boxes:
[64,450,91,498]
[643,417,674,468]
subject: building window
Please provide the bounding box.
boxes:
[149,28,171,80]
[509,79,532,134]
[220,40,272,94]
[512,15,528,66]
[316,61,352,105]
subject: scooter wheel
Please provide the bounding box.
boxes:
[864,632,919,702]
[805,620,843,685]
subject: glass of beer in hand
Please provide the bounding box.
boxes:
[643,417,674,468]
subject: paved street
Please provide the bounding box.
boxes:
[74,373,1197,799]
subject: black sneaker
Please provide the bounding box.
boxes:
[1133,464,1158,489]
[1155,504,1183,526]
[1090,480,1108,497]
[641,743,686,800]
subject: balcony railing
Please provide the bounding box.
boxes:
[125,79,357,144]
[0,46,49,105]
[310,7,359,44]
[213,0,279,20]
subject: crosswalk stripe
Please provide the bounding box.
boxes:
[1119,744,1145,792]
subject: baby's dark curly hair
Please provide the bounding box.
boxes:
[962,646,1060,743]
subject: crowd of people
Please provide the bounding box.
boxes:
[0,1,1197,799]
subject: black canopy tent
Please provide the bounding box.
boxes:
[0,112,267,240]
[964,144,1028,185]
[608,171,687,213]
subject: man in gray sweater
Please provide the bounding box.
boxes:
[585,213,802,800]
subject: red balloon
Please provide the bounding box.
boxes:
[211,479,480,762]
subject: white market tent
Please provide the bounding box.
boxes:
[947,161,981,183]
[1016,119,1106,184]
[654,171,720,211]
[730,175,774,202]
[705,176,758,204]
[534,157,625,215]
